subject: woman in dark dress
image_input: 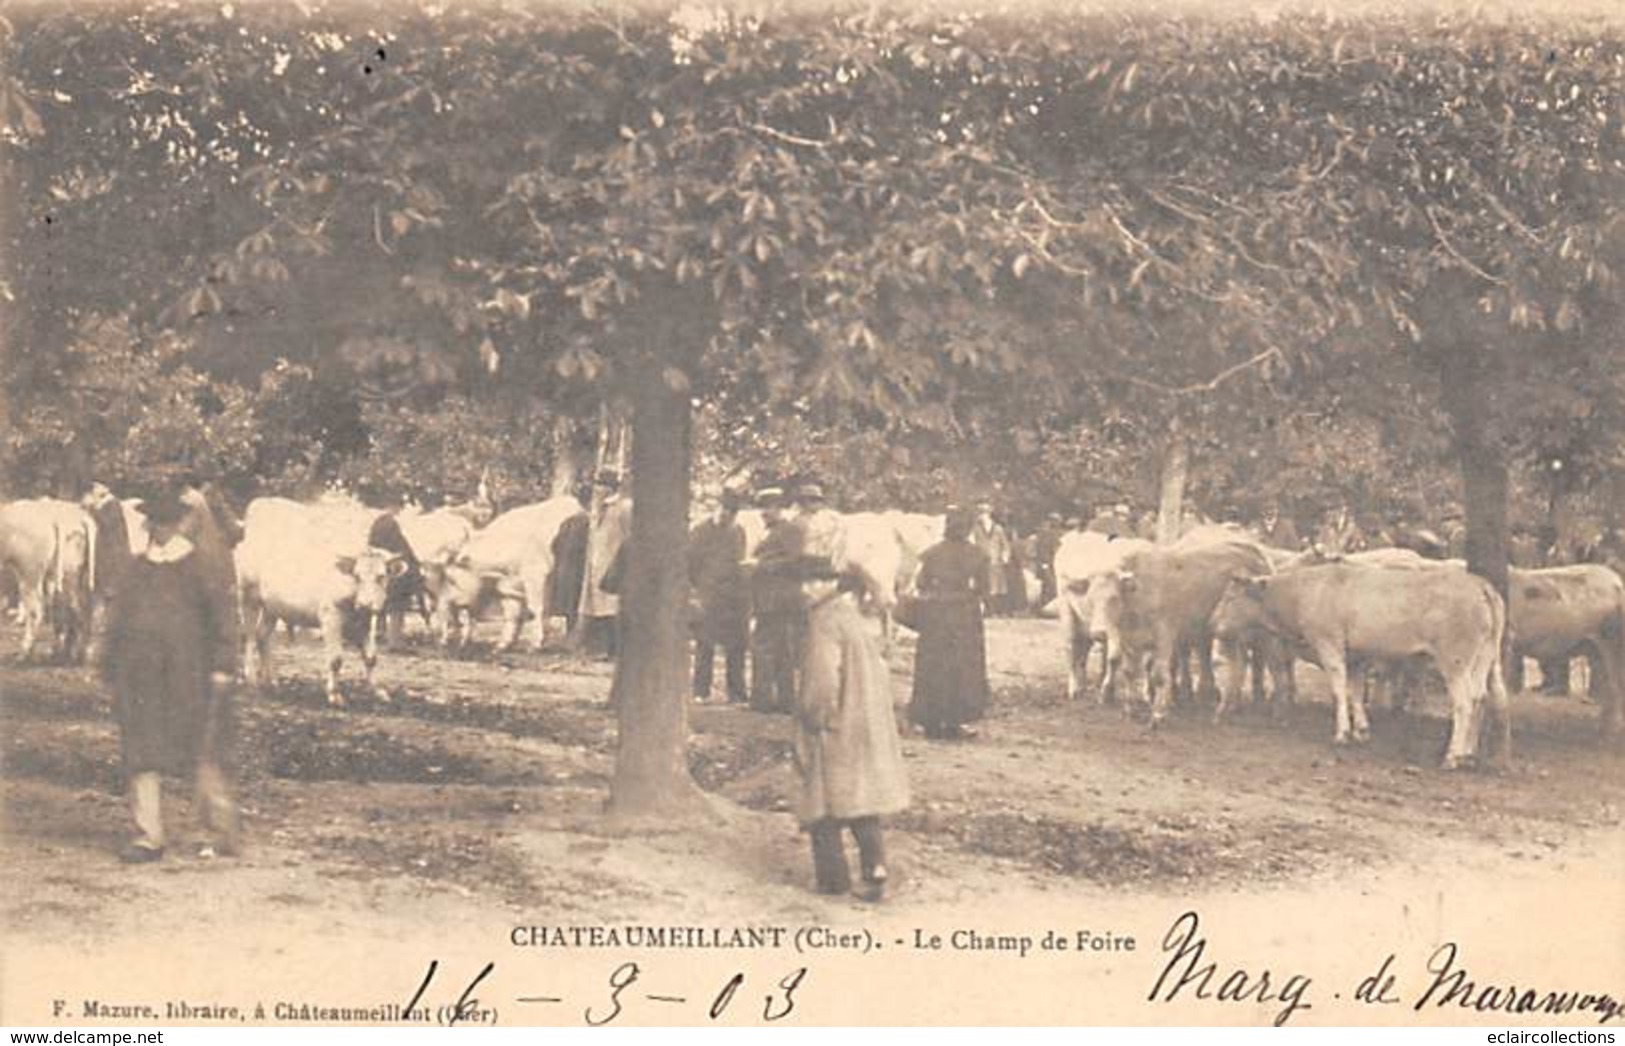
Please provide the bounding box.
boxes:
[102,488,240,862]
[908,507,992,739]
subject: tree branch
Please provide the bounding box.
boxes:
[1115,346,1282,397]
[1102,203,1176,273]
[373,204,395,255]
[1425,205,1504,286]
[749,119,835,149]
[1470,177,1546,246]
[1014,228,1094,277]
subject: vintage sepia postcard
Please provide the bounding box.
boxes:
[1,0,1621,1028]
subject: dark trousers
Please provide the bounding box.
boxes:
[808,816,886,894]
[582,615,619,660]
[694,638,747,703]
[750,615,798,713]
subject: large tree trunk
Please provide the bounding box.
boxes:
[606,290,710,822]
[1155,420,1188,545]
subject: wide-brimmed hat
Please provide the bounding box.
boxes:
[141,489,189,527]
[756,486,785,507]
[795,482,827,503]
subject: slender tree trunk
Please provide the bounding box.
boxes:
[1439,344,1510,599]
[548,417,592,497]
[1438,337,1514,762]
[1156,419,1188,545]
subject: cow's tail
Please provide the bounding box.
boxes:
[1472,576,1513,762]
[47,520,65,608]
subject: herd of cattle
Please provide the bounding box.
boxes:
[1055,525,1624,767]
[0,489,957,699]
[2,488,1621,770]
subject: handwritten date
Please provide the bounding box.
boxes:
[404,959,808,1026]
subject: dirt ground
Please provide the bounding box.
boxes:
[3,613,1622,1025]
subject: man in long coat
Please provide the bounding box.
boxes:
[689,490,750,704]
[579,471,632,660]
[791,555,910,900]
[103,487,240,862]
[548,485,591,634]
[749,488,802,713]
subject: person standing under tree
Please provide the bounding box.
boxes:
[689,489,750,704]
[1033,512,1064,609]
[969,501,1010,615]
[102,486,240,863]
[548,484,592,636]
[793,481,845,570]
[908,507,992,740]
[579,470,632,660]
[749,487,802,714]
[790,555,910,901]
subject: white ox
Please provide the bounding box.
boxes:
[429,496,586,651]
[1052,531,1154,702]
[0,498,96,662]
[390,506,475,639]
[236,497,406,705]
[736,508,945,646]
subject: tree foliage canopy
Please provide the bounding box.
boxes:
[3,2,1622,515]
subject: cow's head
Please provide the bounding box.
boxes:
[1211,574,1271,637]
[425,555,492,612]
[1081,571,1129,641]
[337,549,404,612]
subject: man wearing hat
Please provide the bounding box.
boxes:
[969,501,1011,615]
[1256,499,1301,551]
[749,486,801,713]
[1086,501,1134,539]
[688,489,750,704]
[793,481,845,571]
[579,469,632,660]
[789,554,909,900]
[1033,512,1065,608]
[101,484,240,862]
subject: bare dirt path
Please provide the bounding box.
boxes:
[4,616,1621,1025]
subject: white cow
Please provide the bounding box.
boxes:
[0,498,97,661]
[397,507,475,567]
[1053,531,1154,702]
[733,506,944,646]
[388,507,475,640]
[235,497,405,706]
[431,496,586,651]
